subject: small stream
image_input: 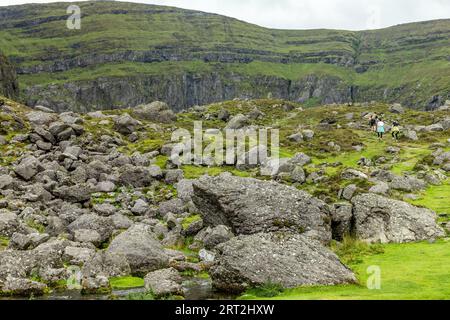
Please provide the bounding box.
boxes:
[1,277,235,300]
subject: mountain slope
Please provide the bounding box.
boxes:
[0,1,449,111]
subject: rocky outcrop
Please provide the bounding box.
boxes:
[351,194,445,243]
[23,73,353,113]
[192,173,331,242]
[0,53,18,99]
[210,232,356,293]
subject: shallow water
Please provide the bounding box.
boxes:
[1,277,235,300]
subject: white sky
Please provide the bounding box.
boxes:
[1,0,449,30]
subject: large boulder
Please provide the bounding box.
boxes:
[389,103,404,114]
[192,173,331,242]
[425,123,444,132]
[53,183,92,202]
[132,101,176,123]
[107,224,170,276]
[144,267,183,297]
[13,156,43,181]
[210,232,356,293]
[351,194,445,243]
[403,129,418,141]
[81,251,131,279]
[0,210,21,237]
[225,114,249,130]
[113,113,140,135]
[67,214,113,244]
[1,277,47,296]
[0,175,13,190]
[118,165,154,188]
[26,111,56,126]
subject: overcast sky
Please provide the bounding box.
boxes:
[1,0,450,30]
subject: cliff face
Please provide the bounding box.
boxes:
[1,1,450,111]
[23,71,442,113]
[23,73,353,112]
[0,53,19,99]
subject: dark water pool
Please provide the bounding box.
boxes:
[0,277,235,300]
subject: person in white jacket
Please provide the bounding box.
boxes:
[376,119,385,140]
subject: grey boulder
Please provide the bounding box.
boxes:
[132,101,176,124]
[225,114,249,130]
[210,232,356,293]
[144,267,183,297]
[68,214,113,244]
[351,194,445,243]
[114,114,141,135]
[192,173,331,242]
[107,224,169,276]
[53,184,92,202]
[14,156,43,181]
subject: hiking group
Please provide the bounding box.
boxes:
[369,113,400,140]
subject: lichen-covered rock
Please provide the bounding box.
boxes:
[81,251,131,279]
[389,103,404,114]
[53,183,93,203]
[14,156,43,181]
[192,173,331,242]
[225,114,249,130]
[93,203,117,217]
[203,225,234,249]
[351,194,445,243]
[0,175,13,190]
[113,113,141,135]
[68,214,113,244]
[132,101,177,123]
[107,224,169,276]
[144,267,183,297]
[0,210,22,237]
[81,275,110,295]
[210,232,356,293]
[118,165,154,188]
[1,277,47,296]
[63,246,96,266]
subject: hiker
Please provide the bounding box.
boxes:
[369,115,377,132]
[392,120,400,140]
[376,118,385,139]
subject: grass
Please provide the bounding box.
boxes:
[25,220,46,234]
[330,237,385,265]
[244,282,285,298]
[410,179,450,217]
[391,145,431,175]
[181,214,202,230]
[109,276,145,290]
[0,236,9,251]
[241,239,450,300]
[126,291,155,300]
[180,270,210,279]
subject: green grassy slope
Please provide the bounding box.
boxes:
[241,240,450,300]
[0,1,449,109]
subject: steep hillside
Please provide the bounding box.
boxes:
[0,1,449,111]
